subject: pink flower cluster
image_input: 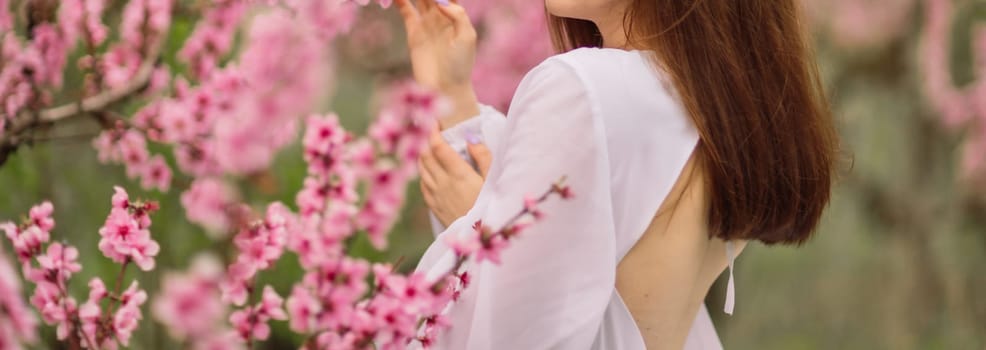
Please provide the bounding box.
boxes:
[294,113,359,259]
[804,0,915,50]
[89,3,337,217]
[2,202,77,342]
[921,0,986,182]
[462,0,553,111]
[98,186,162,271]
[285,260,454,349]
[211,8,327,174]
[206,82,449,347]
[0,0,10,33]
[181,178,241,237]
[93,125,173,192]
[1,202,53,263]
[89,190,157,346]
[443,220,503,264]
[280,179,572,349]
[229,286,287,342]
[352,0,395,9]
[153,254,238,348]
[286,0,390,46]
[360,84,450,246]
[220,203,294,307]
[76,2,174,194]
[2,191,159,348]
[292,83,445,264]
[59,0,109,46]
[78,278,149,348]
[54,0,442,246]
[98,0,173,89]
[28,242,82,340]
[94,3,329,197]
[179,0,246,79]
[119,0,172,52]
[0,23,70,122]
[0,0,170,132]
[0,242,37,350]
[289,0,359,41]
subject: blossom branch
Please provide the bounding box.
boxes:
[0,24,166,166]
[444,176,571,274]
[106,259,130,314]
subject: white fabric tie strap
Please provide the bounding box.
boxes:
[724,241,736,315]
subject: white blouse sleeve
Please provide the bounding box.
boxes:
[439,104,507,157]
[419,58,616,349]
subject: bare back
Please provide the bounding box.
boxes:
[617,153,747,349]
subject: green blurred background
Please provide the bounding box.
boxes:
[2,1,985,349]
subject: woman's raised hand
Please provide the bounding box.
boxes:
[395,0,480,128]
[418,126,493,227]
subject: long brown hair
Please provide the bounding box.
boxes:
[548,1,838,245]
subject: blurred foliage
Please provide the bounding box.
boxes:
[717,1,986,349]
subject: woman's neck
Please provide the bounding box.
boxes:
[600,27,629,49]
[595,7,631,49]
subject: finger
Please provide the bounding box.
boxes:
[466,142,492,178]
[419,149,447,183]
[429,126,473,175]
[435,2,474,38]
[394,0,420,20]
[420,180,436,209]
[415,0,434,12]
[417,156,438,190]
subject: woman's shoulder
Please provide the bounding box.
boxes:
[549,47,652,68]
[520,48,688,130]
[525,48,652,83]
[517,48,665,101]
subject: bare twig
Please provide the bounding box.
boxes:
[24,130,102,144]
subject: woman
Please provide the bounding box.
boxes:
[399,0,838,349]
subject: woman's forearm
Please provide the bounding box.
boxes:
[439,85,481,130]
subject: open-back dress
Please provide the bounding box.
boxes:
[415,47,739,349]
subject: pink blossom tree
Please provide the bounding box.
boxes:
[920,0,986,185]
[0,0,558,348]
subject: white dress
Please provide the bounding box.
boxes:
[415,47,738,349]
